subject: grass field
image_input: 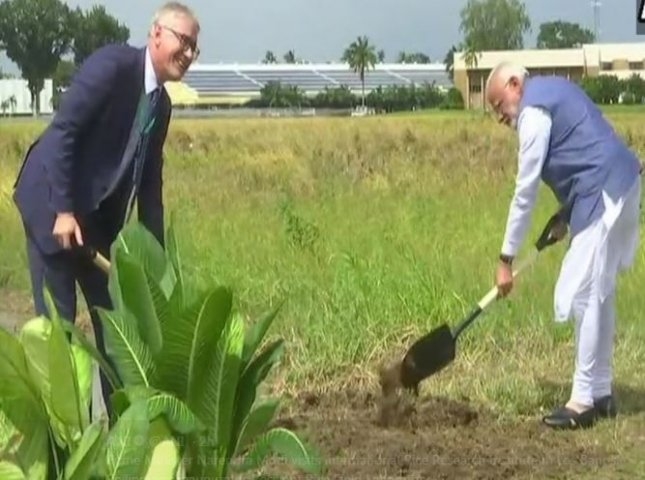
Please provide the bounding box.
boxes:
[2,109,645,478]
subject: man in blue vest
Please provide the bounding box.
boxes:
[12,2,200,416]
[485,62,642,430]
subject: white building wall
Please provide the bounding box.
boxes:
[453,42,645,72]
[0,78,54,115]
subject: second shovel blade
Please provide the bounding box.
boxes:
[399,323,456,389]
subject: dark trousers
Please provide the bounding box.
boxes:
[22,209,121,420]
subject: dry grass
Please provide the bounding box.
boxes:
[1,110,645,476]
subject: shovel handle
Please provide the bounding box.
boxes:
[476,248,539,311]
[473,209,564,314]
[74,244,111,275]
[451,248,540,339]
[450,209,564,342]
[92,250,111,274]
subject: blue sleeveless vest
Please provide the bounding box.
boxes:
[519,76,640,237]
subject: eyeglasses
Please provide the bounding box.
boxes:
[158,23,200,59]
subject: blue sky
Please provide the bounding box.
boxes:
[1,0,641,72]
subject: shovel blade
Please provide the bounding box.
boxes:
[399,323,456,390]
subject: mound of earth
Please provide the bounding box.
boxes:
[267,389,613,479]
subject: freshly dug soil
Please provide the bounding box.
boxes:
[267,387,612,479]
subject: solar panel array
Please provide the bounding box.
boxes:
[182,64,452,96]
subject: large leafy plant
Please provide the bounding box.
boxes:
[0,290,184,479]
[92,220,324,478]
[0,219,323,479]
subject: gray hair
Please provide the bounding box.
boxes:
[485,61,529,92]
[152,2,200,32]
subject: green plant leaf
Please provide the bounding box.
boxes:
[164,214,186,306]
[147,393,205,435]
[233,398,280,457]
[0,394,48,480]
[145,274,172,330]
[111,248,164,356]
[14,424,49,480]
[0,461,26,480]
[229,340,285,457]
[152,287,232,411]
[113,222,176,298]
[57,321,122,392]
[0,324,44,420]
[111,386,204,436]
[241,339,285,390]
[98,308,155,388]
[0,322,54,480]
[18,317,69,448]
[198,311,245,478]
[185,287,233,415]
[234,427,324,475]
[48,316,88,443]
[142,417,181,480]
[70,343,93,423]
[242,300,284,365]
[105,400,151,479]
[63,420,107,480]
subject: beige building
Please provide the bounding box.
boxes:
[453,42,645,109]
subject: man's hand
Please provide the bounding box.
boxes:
[496,260,514,298]
[52,213,83,250]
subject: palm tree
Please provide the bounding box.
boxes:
[462,42,481,69]
[283,50,296,63]
[9,95,17,114]
[263,50,277,64]
[341,35,377,107]
[444,45,458,81]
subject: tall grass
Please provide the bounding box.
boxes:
[1,111,645,418]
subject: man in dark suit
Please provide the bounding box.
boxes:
[12,2,200,415]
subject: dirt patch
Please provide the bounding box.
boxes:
[268,388,614,479]
[0,287,93,336]
[0,288,33,332]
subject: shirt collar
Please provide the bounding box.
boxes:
[144,47,160,94]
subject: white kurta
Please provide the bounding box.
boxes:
[500,105,642,405]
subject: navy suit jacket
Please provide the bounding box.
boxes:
[13,44,171,255]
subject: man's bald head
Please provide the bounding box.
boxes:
[485,61,529,128]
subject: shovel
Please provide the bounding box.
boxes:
[397,211,565,393]
[86,247,110,274]
[69,243,112,423]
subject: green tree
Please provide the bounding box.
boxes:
[620,74,645,104]
[444,45,458,81]
[70,5,129,67]
[341,35,377,107]
[51,59,76,110]
[262,50,277,64]
[462,42,481,69]
[283,50,296,63]
[459,0,531,51]
[579,75,622,104]
[536,21,594,48]
[397,52,431,63]
[0,0,73,115]
[52,59,75,89]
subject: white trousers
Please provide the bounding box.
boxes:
[553,176,641,406]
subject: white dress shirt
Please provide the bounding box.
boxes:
[501,106,553,257]
[144,47,161,94]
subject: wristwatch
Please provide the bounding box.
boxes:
[499,254,514,265]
